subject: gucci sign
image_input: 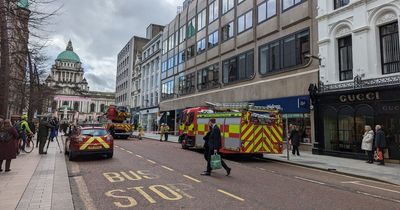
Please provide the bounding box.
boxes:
[339,92,380,103]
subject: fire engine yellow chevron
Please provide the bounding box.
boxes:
[80,137,110,150]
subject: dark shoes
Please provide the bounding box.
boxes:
[5,169,10,172]
[201,171,211,176]
[226,168,231,176]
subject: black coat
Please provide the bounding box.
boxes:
[37,120,53,139]
[289,130,301,147]
[208,125,222,150]
[375,129,386,149]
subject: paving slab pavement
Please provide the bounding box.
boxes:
[137,132,400,185]
[0,135,74,210]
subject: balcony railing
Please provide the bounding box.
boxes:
[320,75,400,92]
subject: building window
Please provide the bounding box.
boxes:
[168,57,174,69]
[282,0,305,11]
[163,40,168,54]
[178,51,186,64]
[259,29,310,75]
[178,72,196,95]
[334,0,349,10]
[209,1,219,23]
[338,36,353,81]
[338,106,355,152]
[187,18,196,38]
[73,102,79,111]
[238,10,253,34]
[100,104,105,112]
[179,25,186,43]
[162,80,175,99]
[161,61,167,72]
[222,0,234,14]
[187,45,196,59]
[90,103,95,113]
[168,35,174,51]
[257,0,276,23]
[197,38,206,55]
[197,63,220,91]
[208,30,219,48]
[222,21,234,42]
[380,21,400,75]
[223,50,254,83]
[198,9,207,31]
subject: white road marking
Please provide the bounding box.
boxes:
[135,155,143,158]
[257,167,266,171]
[274,161,398,187]
[120,148,126,151]
[217,189,245,202]
[147,159,156,164]
[295,176,326,185]
[356,191,400,203]
[342,181,400,194]
[127,151,133,154]
[73,176,97,210]
[161,166,174,171]
[183,175,201,183]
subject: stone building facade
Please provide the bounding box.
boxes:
[46,41,115,122]
[313,0,400,161]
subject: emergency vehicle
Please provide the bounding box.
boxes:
[104,105,133,139]
[65,124,114,160]
[178,102,284,155]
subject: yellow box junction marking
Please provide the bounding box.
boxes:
[183,175,201,183]
[79,137,110,150]
[217,189,245,201]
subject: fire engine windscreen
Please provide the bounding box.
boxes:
[81,129,108,137]
[251,113,275,124]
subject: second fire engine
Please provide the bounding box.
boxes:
[178,102,284,155]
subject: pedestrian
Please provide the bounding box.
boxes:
[164,123,170,142]
[0,119,19,172]
[19,115,33,152]
[375,125,386,165]
[201,118,231,176]
[289,125,301,156]
[49,117,59,142]
[361,125,374,164]
[37,117,54,155]
[159,123,165,142]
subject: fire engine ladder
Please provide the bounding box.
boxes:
[205,102,281,113]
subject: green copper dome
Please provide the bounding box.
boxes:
[17,0,29,9]
[56,40,81,63]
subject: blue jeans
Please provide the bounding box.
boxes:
[21,133,27,149]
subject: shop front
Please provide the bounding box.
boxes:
[140,107,159,132]
[314,87,400,161]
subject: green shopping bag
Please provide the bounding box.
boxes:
[211,153,222,170]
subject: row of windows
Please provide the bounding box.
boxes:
[143,41,160,60]
[163,0,279,55]
[116,94,127,104]
[160,28,312,99]
[338,21,400,81]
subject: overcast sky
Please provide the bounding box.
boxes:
[44,0,183,92]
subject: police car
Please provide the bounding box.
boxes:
[65,125,113,160]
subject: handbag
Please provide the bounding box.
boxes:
[210,153,222,170]
[374,148,383,161]
[0,131,11,142]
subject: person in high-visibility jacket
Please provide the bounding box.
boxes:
[19,115,32,151]
[137,124,144,140]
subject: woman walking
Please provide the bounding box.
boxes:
[0,119,19,172]
[361,125,374,164]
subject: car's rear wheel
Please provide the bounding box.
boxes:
[106,151,113,159]
[64,140,69,155]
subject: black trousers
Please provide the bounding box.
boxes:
[292,145,300,155]
[165,133,168,141]
[366,150,374,162]
[0,159,11,170]
[39,137,47,154]
[204,148,229,173]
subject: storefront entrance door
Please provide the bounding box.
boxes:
[377,114,400,160]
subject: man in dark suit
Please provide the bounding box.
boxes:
[201,118,231,176]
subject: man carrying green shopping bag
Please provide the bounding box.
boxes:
[201,118,231,176]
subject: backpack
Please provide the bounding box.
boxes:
[15,122,25,135]
[0,131,11,142]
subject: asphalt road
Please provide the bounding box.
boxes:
[66,138,400,210]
